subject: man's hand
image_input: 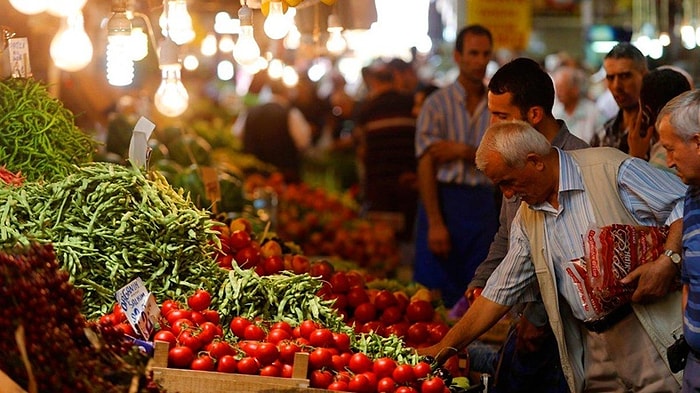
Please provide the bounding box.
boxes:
[464,287,483,306]
[428,141,472,164]
[416,344,457,366]
[627,108,654,160]
[428,223,451,259]
[620,256,678,303]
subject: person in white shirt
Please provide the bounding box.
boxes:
[552,65,606,144]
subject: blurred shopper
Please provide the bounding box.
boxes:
[387,57,421,95]
[414,24,498,308]
[355,62,418,242]
[241,78,312,183]
[628,67,691,171]
[591,42,648,152]
[467,57,588,393]
[552,65,606,144]
[657,89,700,392]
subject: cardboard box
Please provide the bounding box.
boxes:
[151,341,319,393]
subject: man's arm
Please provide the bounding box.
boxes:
[417,151,450,258]
[428,140,476,164]
[417,296,511,364]
[621,218,682,303]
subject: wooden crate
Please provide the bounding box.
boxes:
[151,341,318,393]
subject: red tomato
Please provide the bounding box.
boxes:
[373,290,397,310]
[243,323,266,341]
[309,347,333,369]
[331,354,347,371]
[112,303,127,322]
[160,299,181,317]
[329,271,350,293]
[168,346,195,368]
[216,354,238,373]
[178,329,203,351]
[405,300,434,322]
[353,302,377,323]
[229,229,252,250]
[187,289,212,311]
[299,319,319,339]
[310,369,334,389]
[115,322,135,336]
[309,328,334,348]
[166,309,192,325]
[190,354,216,371]
[421,376,446,393]
[332,332,351,353]
[189,310,207,325]
[373,357,397,379]
[348,352,373,374]
[280,363,294,378]
[266,328,291,344]
[309,259,334,281]
[347,286,370,308]
[427,322,450,344]
[328,293,349,311]
[238,340,259,357]
[207,340,234,359]
[270,321,293,334]
[384,322,409,339]
[260,364,281,377]
[412,361,432,379]
[229,316,252,338]
[235,246,261,269]
[201,309,220,324]
[278,341,301,364]
[198,321,219,344]
[328,381,349,391]
[380,306,403,325]
[391,364,415,384]
[345,271,365,287]
[237,356,260,375]
[254,342,280,366]
[153,330,177,348]
[377,376,397,393]
[406,322,429,345]
[262,255,285,275]
[395,386,418,393]
[348,373,371,393]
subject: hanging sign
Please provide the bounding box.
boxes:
[467,0,532,52]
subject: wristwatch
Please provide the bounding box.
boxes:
[663,249,682,268]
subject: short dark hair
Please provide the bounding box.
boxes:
[487,57,555,116]
[640,67,691,123]
[455,24,492,53]
[604,42,648,73]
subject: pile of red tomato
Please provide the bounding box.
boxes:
[98,287,461,393]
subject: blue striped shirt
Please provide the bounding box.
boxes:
[683,186,700,352]
[482,148,686,321]
[415,81,491,186]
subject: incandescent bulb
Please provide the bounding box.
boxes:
[50,11,93,71]
[263,0,290,40]
[106,8,134,86]
[201,33,218,56]
[154,65,189,117]
[283,24,301,50]
[325,14,346,56]
[165,0,195,45]
[9,0,49,15]
[233,6,260,67]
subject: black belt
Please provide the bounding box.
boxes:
[582,303,634,333]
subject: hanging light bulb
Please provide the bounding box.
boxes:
[106,4,134,86]
[46,0,87,17]
[165,0,195,45]
[154,37,189,117]
[9,0,49,15]
[263,0,290,40]
[159,9,168,37]
[201,33,218,56]
[233,4,260,67]
[50,11,93,72]
[283,24,301,50]
[129,27,149,61]
[326,14,346,56]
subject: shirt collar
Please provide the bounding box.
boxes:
[557,147,585,193]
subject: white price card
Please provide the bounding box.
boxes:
[115,278,160,340]
[8,37,31,78]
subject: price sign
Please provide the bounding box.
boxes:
[8,37,31,78]
[115,278,160,339]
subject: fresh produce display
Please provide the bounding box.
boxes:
[0,242,160,393]
[0,77,95,182]
[0,162,226,319]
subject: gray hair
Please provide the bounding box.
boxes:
[656,89,700,142]
[476,120,551,170]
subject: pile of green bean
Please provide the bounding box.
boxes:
[0,77,95,182]
[0,162,227,319]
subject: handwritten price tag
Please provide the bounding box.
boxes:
[115,278,160,339]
